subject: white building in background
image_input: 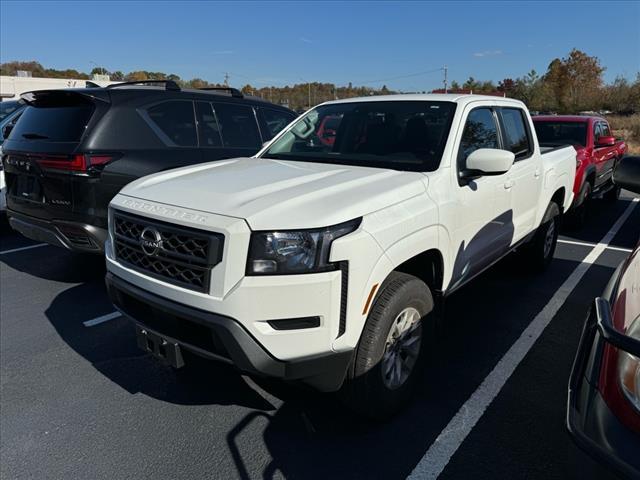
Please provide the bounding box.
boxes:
[0,75,118,101]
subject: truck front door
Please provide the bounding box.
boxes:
[449,106,513,290]
[593,121,617,188]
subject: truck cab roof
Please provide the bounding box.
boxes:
[320,93,525,108]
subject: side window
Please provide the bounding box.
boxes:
[593,122,603,142]
[195,102,222,147]
[601,122,611,137]
[260,108,296,140]
[458,108,499,168]
[146,101,197,147]
[500,108,532,160]
[213,103,261,148]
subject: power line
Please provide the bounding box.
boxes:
[354,67,445,86]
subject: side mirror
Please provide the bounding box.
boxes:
[1,123,14,140]
[463,148,515,178]
[595,135,616,147]
[613,156,640,194]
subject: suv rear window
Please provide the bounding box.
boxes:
[10,103,94,142]
[147,100,197,147]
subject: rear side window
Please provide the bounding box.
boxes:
[458,108,499,166]
[593,122,603,140]
[10,104,94,142]
[213,103,261,148]
[147,101,197,147]
[261,108,296,140]
[195,101,222,147]
[500,108,532,160]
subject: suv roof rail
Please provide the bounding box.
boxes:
[106,80,182,91]
[198,86,243,98]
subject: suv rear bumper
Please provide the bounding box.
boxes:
[7,210,107,253]
[105,272,353,392]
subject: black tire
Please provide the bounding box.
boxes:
[603,183,621,202]
[522,202,560,272]
[568,181,591,229]
[342,272,434,419]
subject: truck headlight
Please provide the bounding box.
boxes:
[246,218,361,275]
[618,318,640,413]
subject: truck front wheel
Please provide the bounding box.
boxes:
[342,272,434,419]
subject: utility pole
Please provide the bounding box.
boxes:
[223,72,230,87]
[443,65,448,93]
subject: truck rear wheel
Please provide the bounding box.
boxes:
[603,183,621,202]
[342,272,434,419]
[569,181,591,229]
[522,202,560,271]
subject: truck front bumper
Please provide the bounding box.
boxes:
[106,272,353,392]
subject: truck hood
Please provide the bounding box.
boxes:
[120,157,427,230]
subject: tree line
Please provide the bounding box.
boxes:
[1,49,638,113]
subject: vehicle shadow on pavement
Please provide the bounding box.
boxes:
[560,195,639,249]
[43,281,277,411]
[224,255,600,480]
[1,247,107,283]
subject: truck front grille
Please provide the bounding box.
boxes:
[113,211,224,293]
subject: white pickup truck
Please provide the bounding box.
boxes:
[105,94,576,418]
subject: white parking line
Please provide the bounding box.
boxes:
[408,197,639,480]
[83,312,121,327]
[0,243,48,255]
[558,238,633,253]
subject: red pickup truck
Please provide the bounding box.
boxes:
[533,116,627,226]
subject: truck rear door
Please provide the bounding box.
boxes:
[498,107,542,242]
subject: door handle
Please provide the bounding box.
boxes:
[534,169,541,179]
[504,179,514,190]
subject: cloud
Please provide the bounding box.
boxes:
[212,50,234,55]
[299,37,313,44]
[473,50,503,57]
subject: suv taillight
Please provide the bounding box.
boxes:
[36,154,115,172]
[598,315,640,433]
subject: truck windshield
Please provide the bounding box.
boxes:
[533,121,588,148]
[262,101,456,171]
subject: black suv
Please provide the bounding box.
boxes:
[1,81,296,252]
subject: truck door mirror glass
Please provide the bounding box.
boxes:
[463,148,515,178]
[613,156,640,194]
[595,135,616,148]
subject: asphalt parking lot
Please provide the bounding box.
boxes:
[1,192,639,480]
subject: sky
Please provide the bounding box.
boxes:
[1,0,639,91]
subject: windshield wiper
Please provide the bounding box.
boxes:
[21,133,49,139]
